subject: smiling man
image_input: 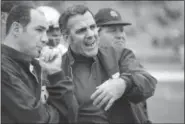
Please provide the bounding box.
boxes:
[59,5,157,123]
[96,8,131,50]
[95,8,155,124]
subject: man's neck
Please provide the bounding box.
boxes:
[3,36,22,52]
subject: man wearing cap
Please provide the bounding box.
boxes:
[57,5,157,123]
[95,8,131,50]
[95,8,155,123]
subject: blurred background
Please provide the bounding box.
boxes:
[1,1,184,123]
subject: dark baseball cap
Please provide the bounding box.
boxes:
[95,8,131,26]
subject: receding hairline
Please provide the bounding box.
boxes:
[26,9,48,30]
[29,8,47,22]
[30,8,46,18]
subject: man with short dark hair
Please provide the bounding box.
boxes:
[95,8,154,123]
[1,4,76,123]
[58,5,157,123]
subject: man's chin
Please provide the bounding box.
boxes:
[34,51,41,59]
[84,49,98,57]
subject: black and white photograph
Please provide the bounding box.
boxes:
[1,1,184,123]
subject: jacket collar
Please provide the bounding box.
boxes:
[67,46,97,65]
[67,47,75,65]
[2,44,33,64]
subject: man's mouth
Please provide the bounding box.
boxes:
[114,40,125,45]
[84,40,96,48]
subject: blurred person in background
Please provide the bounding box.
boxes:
[58,4,157,123]
[1,4,75,123]
[1,10,9,40]
[95,8,155,124]
[178,45,184,69]
[37,6,67,56]
[36,6,79,123]
[36,5,67,104]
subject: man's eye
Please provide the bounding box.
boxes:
[108,28,116,32]
[36,29,43,32]
[76,28,86,34]
[90,25,96,30]
[120,28,124,32]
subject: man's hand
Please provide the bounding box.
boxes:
[39,49,62,75]
[40,46,61,62]
[90,78,127,111]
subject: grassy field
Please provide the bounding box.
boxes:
[148,80,184,123]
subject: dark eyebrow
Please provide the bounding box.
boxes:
[90,24,96,27]
[36,26,47,30]
[76,27,87,33]
[80,27,87,31]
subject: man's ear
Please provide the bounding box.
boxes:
[97,27,101,36]
[11,22,23,37]
[97,27,100,32]
[63,32,71,43]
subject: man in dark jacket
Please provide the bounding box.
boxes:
[1,4,78,123]
[58,4,157,123]
[95,8,155,123]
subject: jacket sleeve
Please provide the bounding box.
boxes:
[119,48,157,104]
[1,68,64,123]
[47,71,79,123]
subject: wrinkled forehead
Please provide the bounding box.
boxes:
[67,11,96,30]
[29,9,49,29]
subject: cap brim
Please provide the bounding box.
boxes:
[97,20,131,26]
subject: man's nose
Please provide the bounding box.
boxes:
[86,28,94,40]
[52,29,61,37]
[41,32,49,44]
[115,31,126,41]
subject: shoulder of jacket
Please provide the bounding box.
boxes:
[121,48,136,57]
[62,52,68,61]
[1,55,22,77]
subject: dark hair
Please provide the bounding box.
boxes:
[59,4,94,34]
[6,4,36,35]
